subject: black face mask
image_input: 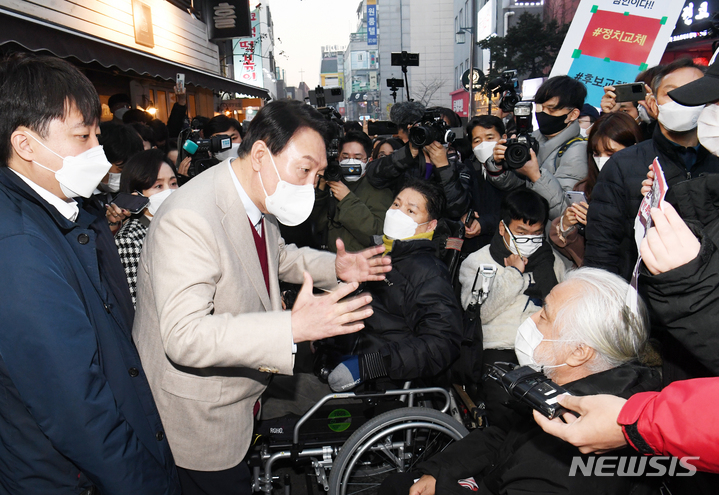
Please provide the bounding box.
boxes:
[536,111,573,136]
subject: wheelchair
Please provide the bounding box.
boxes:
[250,219,476,495]
[250,383,471,495]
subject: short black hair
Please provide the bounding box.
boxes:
[430,107,462,128]
[108,93,131,111]
[122,108,152,125]
[148,119,169,144]
[120,148,176,194]
[467,115,505,137]
[399,176,446,221]
[0,53,101,166]
[130,122,155,147]
[343,121,362,134]
[500,189,549,227]
[371,137,403,160]
[535,76,587,111]
[339,131,372,158]
[651,58,706,95]
[99,122,145,166]
[205,115,244,139]
[237,100,331,159]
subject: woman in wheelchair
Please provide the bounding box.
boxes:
[325,178,464,392]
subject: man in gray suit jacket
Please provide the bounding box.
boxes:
[133,101,391,495]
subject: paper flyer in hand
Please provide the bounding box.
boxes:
[626,157,668,314]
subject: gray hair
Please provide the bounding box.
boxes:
[554,268,648,372]
[389,101,426,127]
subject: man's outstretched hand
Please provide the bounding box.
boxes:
[335,238,392,283]
[533,394,628,454]
[291,272,373,342]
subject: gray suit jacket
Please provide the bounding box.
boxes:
[132,162,337,471]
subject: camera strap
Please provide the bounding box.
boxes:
[554,136,586,170]
[468,263,497,316]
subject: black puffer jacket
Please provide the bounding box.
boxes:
[584,125,719,280]
[639,174,719,384]
[417,363,661,495]
[333,238,463,382]
[456,157,508,254]
[365,144,471,220]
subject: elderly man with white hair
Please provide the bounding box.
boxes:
[379,267,661,495]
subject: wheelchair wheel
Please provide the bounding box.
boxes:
[328,407,469,495]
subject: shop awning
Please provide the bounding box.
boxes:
[0,8,270,99]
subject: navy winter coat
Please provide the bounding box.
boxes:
[0,168,180,494]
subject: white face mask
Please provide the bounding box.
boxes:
[514,317,569,372]
[114,107,129,120]
[637,104,652,124]
[502,220,543,258]
[339,158,366,182]
[214,142,241,162]
[657,100,705,132]
[594,155,610,171]
[100,172,122,193]
[258,150,315,227]
[473,141,497,164]
[147,188,174,216]
[698,104,719,157]
[383,208,428,240]
[579,126,591,138]
[28,134,112,198]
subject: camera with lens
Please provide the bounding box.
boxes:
[323,159,363,183]
[178,128,232,178]
[504,102,539,169]
[409,110,456,147]
[488,70,520,114]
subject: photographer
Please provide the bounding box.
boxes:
[485,76,588,220]
[366,104,470,220]
[457,115,508,253]
[310,131,394,252]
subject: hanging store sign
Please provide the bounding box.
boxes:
[367,0,377,45]
[203,0,252,41]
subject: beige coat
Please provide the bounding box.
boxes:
[132,163,337,471]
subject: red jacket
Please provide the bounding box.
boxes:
[619,377,719,473]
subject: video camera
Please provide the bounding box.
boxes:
[488,70,520,114]
[487,362,572,419]
[409,110,456,147]
[177,126,232,178]
[504,102,539,169]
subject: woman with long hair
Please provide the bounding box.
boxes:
[550,112,642,266]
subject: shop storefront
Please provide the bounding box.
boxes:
[662,0,719,65]
[0,5,269,122]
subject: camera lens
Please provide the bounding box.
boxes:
[506,142,529,169]
[409,126,430,147]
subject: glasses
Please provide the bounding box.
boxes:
[511,236,543,244]
[502,220,543,244]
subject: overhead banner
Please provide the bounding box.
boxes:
[550,0,685,107]
[202,0,251,41]
[367,0,377,45]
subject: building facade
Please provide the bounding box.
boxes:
[374,0,455,119]
[0,0,269,122]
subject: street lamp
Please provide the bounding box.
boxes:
[456,26,475,118]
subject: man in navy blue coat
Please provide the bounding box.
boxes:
[0,54,180,494]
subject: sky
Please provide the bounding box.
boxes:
[268,0,362,88]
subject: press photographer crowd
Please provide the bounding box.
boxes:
[3,45,719,495]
